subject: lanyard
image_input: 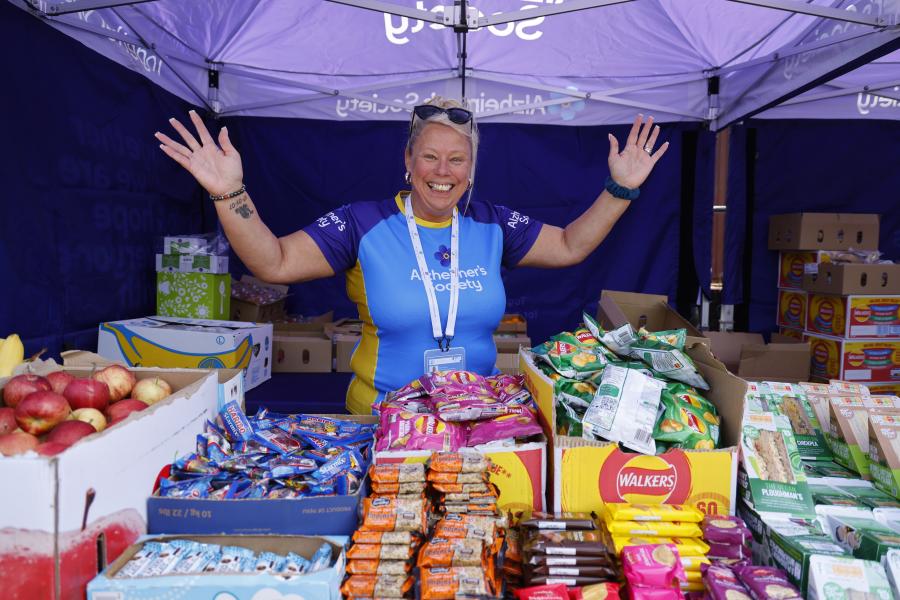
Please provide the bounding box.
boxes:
[404,194,459,351]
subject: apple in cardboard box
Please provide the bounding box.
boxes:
[2,374,51,408]
[46,371,76,396]
[0,407,16,435]
[63,378,110,412]
[105,399,147,425]
[15,391,71,435]
[0,431,39,456]
[131,377,172,406]
[69,408,106,432]
[92,365,136,403]
[36,441,70,457]
[47,420,96,447]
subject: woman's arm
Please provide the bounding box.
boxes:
[518,114,669,269]
[156,111,334,283]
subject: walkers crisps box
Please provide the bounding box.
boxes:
[520,343,741,516]
[806,294,900,339]
[806,332,900,383]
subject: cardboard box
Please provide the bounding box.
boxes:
[156,253,229,274]
[869,412,900,500]
[778,251,837,289]
[60,350,244,412]
[98,316,272,391]
[806,293,900,339]
[806,332,900,383]
[156,272,231,320]
[596,290,702,338]
[333,332,360,373]
[87,534,346,600]
[828,399,900,478]
[230,275,289,323]
[768,213,880,251]
[866,381,900,396]
[148,415,376,536]
[374,438,547,512]
[272,322,333,373]
[494,333,532,354]
[495,351,520,375]
[805,263,900,296]
[776,289,808,330]
[704,331,810,381]
[521,343,740,516]
[496,313,528,333]
[0,365,219,600]
[779,326,805,341]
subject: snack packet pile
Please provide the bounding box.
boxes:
[157,403,374,499]
[114,538,333,579]
[605,503,707,594]
[622,544,688,600]
[535,313,716,455]
[702,515,752,563]
[376,371,542,451]
[703,563,802,600]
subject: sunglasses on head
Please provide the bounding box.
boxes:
[411,104,474,126]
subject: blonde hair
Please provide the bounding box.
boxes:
[406,96,479,194]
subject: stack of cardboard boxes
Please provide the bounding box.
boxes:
[494,313,530,374]
[769,213,900,395]
[155,235,231,320]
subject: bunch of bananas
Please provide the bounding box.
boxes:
[0,334,25,377]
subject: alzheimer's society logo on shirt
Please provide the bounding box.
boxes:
[410,265,488,293]
[316,211,346,232]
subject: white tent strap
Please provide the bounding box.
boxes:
[218,72,458,115]
[779,78,900,105]
[324,0,447,25]
[726,0,885,27]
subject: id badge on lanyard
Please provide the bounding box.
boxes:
[404,194,465,373]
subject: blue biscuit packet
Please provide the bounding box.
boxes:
[252,428,304,455]
[309,542,333,571]
[219,400,255,442]
[283,552,311,575]
[159,476,211,499]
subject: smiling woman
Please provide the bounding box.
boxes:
[155,96,669,414]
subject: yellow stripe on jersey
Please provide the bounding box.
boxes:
[345,258,379,415]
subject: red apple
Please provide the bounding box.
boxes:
[0,430,40,456]
[92,365,136,402]
[106,399,148,425]
[2,374,51,408]
[46,371,76,395]
[63,378,110,412]
[47,419,96,446]
[0,407,16,435]
[36,441,70,457]
[15,391,71,435]
[131,377,173,406]
[69,407,107,432]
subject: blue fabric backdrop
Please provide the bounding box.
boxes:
[0,4,690,357]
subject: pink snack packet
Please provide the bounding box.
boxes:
[623,544,687,589]
[375,408,465,452]
[630,588,684,600]
[487,373,531,404]
[467,406,543,446]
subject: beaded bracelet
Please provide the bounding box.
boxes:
[210,184,246,202]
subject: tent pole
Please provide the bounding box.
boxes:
[726,0,884,27]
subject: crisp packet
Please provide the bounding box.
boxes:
[654,384,719,450]
[376,409,465,452]
[623,544,687,588]
[532,336,608,380]
[639,327,687,351]
[605,503,703,523]
[734,564,802,600]
[582,312,636,358]
[629,337,710,390]
[467,406,543,446]
[704,564,752,600]
[582,365,665,455]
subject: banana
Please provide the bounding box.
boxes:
[0,334,25,377]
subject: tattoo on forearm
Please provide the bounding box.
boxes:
[229,196,254,219]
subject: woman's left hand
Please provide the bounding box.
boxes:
[607,114,669,190]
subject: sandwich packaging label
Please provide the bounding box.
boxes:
[747,389,832,461]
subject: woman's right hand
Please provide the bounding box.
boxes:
[155,110,243,197]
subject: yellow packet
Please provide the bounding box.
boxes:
[604,519,702,538]
[680,581,705,592]
[604,503,704,523]
[612,536,709,557]
[684,570,703,584]
[680,555,711,572]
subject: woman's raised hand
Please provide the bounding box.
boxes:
[155,110,244,197]
[607,114,669,190]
